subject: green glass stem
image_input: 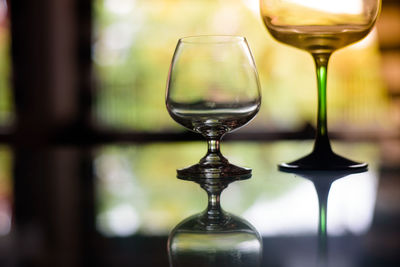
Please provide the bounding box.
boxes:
[312,53,332,154]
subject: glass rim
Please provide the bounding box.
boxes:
[178,35,246,44]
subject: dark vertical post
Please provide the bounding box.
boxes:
[10,0,94,266]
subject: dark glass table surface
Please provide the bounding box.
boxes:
[93,140,400,267]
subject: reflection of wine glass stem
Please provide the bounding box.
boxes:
[314,181,332,265]
[313,53,333,154]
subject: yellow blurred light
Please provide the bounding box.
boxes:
[288,0,363,14]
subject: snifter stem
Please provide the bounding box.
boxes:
[208,139,220,153]
[198,138,229,166]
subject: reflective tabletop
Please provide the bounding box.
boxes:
[93,140,400,267]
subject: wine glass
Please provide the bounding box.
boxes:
[166,35,261,181]
[260,0,381,170]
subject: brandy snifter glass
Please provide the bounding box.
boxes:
[166,35,261,181]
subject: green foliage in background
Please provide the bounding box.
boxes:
[0,146,12,198]
[0,19,13,125]
[93,0,388,133]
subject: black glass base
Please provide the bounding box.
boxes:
[279,150,368,171]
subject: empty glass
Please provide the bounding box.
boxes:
[166,35,261,181]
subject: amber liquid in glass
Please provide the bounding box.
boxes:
[263,21,371,54]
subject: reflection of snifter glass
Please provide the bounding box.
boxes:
[166,35,261,180]
[260,0,381,170]
[167,179,262,267]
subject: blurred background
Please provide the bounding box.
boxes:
[0,0,399,266]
